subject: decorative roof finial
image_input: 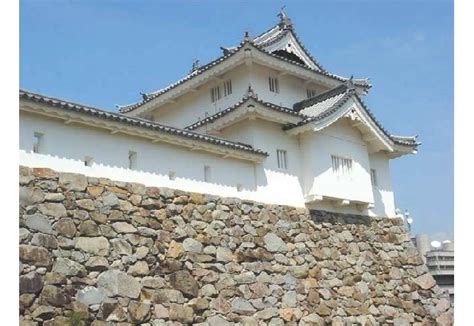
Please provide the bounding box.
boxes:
[246,84,256,98]
[278,6,292,29]
[344,75,356,92]
[243,31,251,42]
[190,59,200,73]
[139,92,149,101]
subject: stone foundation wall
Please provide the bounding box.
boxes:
[19,166,453,325]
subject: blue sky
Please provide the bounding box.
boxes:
[20,0,453,240]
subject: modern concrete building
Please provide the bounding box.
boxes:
[19,10,419,217]
[414,236,454,302]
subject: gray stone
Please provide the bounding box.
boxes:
[86,256,110,271]
[231,297,256,315]
[263,233,288,253]
[183,238,203,253]
[282,290,297,308]
[393,318,410,326]
[129,301,151,322]
[170,270,199,297]
[41,285,68,306]
[102,193,120,207]
[54,218,77,238]
[38,203,67,218]
[20,272,43,294]
[254,307,278,320]
[235,271,256,284]
[112,222,137,233]
[75,236,110,256]
[97,269,142,298]
[414,273,436,290]
[24,214,53,234]
[216,246,233,262]
[77,286,106,306]
[288,264,309,278]
[59,172,88,191]
[31,233,57,249]
[19,245,52,267]
[44,193,65,202]
[52,257,86,276]
[268,318,284,326]
[128,261,150,276]
[20,187,44,206]
[207,315,233,326]
[111,238,133,255]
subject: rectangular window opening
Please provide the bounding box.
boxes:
[370,169,378,187]
[331,155,352,175]
[204,165,211,182]
[269,77,280,93]
[307,89,317,98]
[210,86,221,103]
[128,151,137,170]
[168,171,176,180]
[33,132,43,153]
[277,149,288,169]
[84,156,94,167]
[224,80,232,97]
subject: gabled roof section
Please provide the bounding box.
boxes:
[118,12,371,116]
[252,9,325,71]
[185,86,307,131]
[284,83,420,152]
[19,90,268,160]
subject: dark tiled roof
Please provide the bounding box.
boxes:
[118,39,370,114]
[254,25,326,72]
[185,90,307,131]
[293,84,348,111]
[19,90,268,157]
[284,88,419,149]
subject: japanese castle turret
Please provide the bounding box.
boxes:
[19,10,419,217]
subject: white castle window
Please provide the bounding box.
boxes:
[371,169,378,187]
[331,155,352,175]
[210,86,221,102]
[33,132,43,153]
[269,77,279,93]
[277,149,287,169]
[204,165,211,182]
[168,171,176,180]
[84,156,94,167]
[307,88,317,98]
[224,80,232,97]
[129,151,137,169]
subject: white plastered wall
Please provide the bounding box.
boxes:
[369,152,396,216]
[300,119,377,206]
[148,67,250,128]
[220,119,306,207]
[20,112,277,203]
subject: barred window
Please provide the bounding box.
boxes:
[33,132,43,153]
[370,169,378,186]
[128,151,137,169]
[331,155,352,175]
[224,80,232,96]
[277,149,288,169]
[204,165,211,182]
[269,77,279,93]
[307,89,317,98]
[210,86,221,102]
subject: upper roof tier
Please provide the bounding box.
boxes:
[118,10,370,115]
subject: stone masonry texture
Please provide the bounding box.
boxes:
[19,166,453,325]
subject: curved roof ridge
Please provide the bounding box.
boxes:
[185,88,307,131]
